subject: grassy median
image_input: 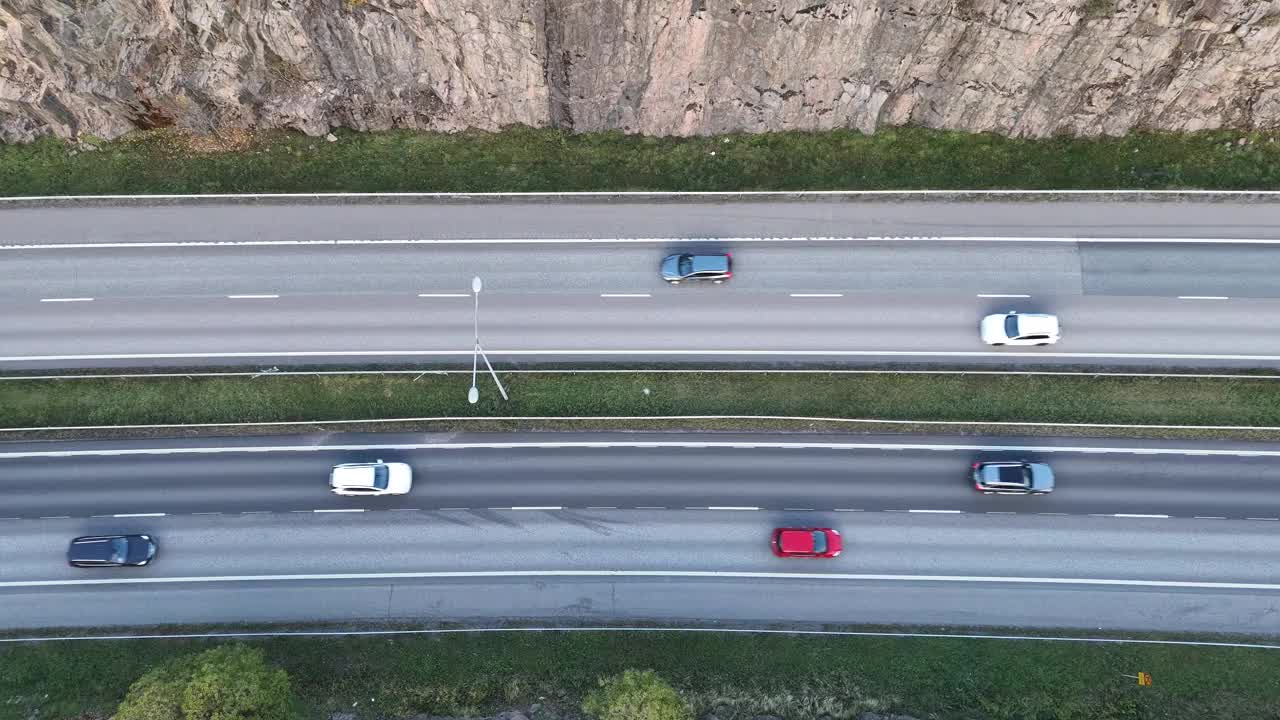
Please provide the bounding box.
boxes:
[3,125,1280,195]
[3,627,1277,720]
[6,370,1280,440]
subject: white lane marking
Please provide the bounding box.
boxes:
[783,507,815,511]
[707,506,760,511]
[510,506,562,511]
[11,233,1280,251]
[437,507,469,511]
[39,297,93,303]
[18,348,1280,363]
[417,293,471,298]
[985,511,1017,515]
[112,512,165,518]
[5,624,1280,650]
[1113,514,1170,519]
[226,294,279,299]
[1247,517,1280,521]
[789,293,844,298]
[40,516,70,520]
[289,510,312,513]
[636,506,666,510]
[976,294,1030,298]
[6,569,1280,591]
[240,511,271,515]
[909,509,964,514]
[1038,512,1068,516]
[1194,516,1227,520]
[0,517,20,521]
[1178,296,1230,300]
[587,506,617,510]
[10,439,1280,460]
[834,508,864,512]
[600,293,651,298]
[313,508,364,513]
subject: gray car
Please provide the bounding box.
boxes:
[661,253,732,284]
[67,534,158,567]
[971,461,1055,494]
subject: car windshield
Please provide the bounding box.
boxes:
[109,537,129,564]
[372,465,389,490]
[678,256,693,276]
[1004,315,1020,338]
[811,532,827,553]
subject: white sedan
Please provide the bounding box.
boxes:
[329,460,413,496]
[980,312,1061,346]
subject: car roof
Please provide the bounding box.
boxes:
[778,529,817,553]
[332,464,379,487]
[1015,314,1058,334]
[690,255,729,273]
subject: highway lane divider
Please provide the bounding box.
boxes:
[4,569,1280,591]
[7,370,1280,441]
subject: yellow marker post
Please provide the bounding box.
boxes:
[1137,672,1153,686]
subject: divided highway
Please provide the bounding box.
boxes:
[2,433,1280,632]
[4,199,1280,368]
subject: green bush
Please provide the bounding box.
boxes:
[114,645,293,720]
[582,670,692,720]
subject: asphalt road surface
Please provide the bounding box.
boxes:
[2,433,1279,632]
[4,200,1280,368]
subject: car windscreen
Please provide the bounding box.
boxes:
[811,532,827,553]
[373,465,389,489]
[678,256,693,276]
[1004,315,1020,338]
[109,537,129,564]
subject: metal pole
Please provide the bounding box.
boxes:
[476,344,509,400]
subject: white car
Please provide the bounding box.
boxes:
[980,311,1060,346]
[329,460,413,496]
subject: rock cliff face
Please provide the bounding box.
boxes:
[1,0,1278,144]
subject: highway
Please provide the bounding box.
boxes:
[2,433,1279,632]
[4,199,1280,368]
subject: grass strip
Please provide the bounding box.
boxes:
[5,372,1280,437]
[3,627,1277,720]
[3,126,1280,195]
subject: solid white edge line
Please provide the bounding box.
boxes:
[11,439,1280,460]
[5,569,1280,591]
[10,414,1280,434]
[10,235,1280,251]
[4,625,1279,649]
[38,297,94,303]
[17,348,1280,362]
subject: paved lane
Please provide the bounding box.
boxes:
[5,434,1280,520]
[3,511,1279,632]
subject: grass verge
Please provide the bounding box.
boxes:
[3,125,1280,195]
[3,627,1277,720]
[6,371,1280,441]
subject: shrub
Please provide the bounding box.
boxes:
[583,670,692,720]
[114,645,292,720]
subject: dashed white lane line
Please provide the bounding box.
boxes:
[985,511,1016,515]
[789,293,844,298]
[417,293,471,298]
[707,506,760,511]
[112,512,165,518]
[1038,512,1068,516]
[438,507,470,511]
[1247,517,1280,521]
[784,507,815,511]
[226,294,279,299]
[240,511,272,515]
[834,508,864,512]
[313,508,364,513]
[1113,513,1170,519]
[1178,296,1230,300]
[909,509,964,514]
[976,294,1030,298]
[1195,516,1227,520]
[637,506,667,510]
[40,516,70,520]
[587,506,618,510]
[600,293,652,298]
[39,297,94,303]
[510,506,562,511]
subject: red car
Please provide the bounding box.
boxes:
[771,528,842,558]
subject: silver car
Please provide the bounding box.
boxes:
[972,461,1055,495]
